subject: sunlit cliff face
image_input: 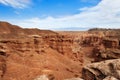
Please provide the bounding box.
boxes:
[0,22,120,80]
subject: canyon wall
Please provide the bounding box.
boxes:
[0,22,120,80]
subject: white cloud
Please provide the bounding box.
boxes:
[0,0,31,8]
[79,7,89,11]
[81,0,99,3]
[7,0,120,30]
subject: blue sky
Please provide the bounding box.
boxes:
[0,0,120,30]
[0,0,100,19]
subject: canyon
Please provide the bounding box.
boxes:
[0,21,120,80]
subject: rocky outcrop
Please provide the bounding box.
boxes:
[82,32,120,80]
[0,35,49,57]
[102,38,119,48]
[82,59,120,80]
[92,47,120,62]
[82,35,102,46]
[43,35,84,62]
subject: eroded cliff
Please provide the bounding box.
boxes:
[0,22,120,80]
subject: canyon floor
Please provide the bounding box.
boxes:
[0,22,120,80]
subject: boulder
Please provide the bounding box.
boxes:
[82,59,120,80]
[34,74,55,80]
[34,75,49,80]
[103,76,118,80]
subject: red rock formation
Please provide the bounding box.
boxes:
[82,59,120,80]
[0,22,120,80]
[102,38,119,48]
[43,35,84,63]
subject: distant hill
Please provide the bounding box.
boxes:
[0,21,57,38]
[88,28,120,31]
